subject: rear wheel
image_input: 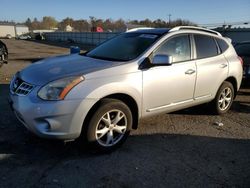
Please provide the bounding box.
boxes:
[212,81,234,114]
[85,99,132,152]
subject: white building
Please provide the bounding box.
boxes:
[0,23,29,38]
[0,24,16,38]
[65,25,73,32]
[32,29,56,33]
[15,25,29,36]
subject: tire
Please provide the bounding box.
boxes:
[3,46,8,62]
[85,99,132,152]
[0,45,8,63]
[211,81,234,115]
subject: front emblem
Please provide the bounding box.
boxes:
[13,79,19,90]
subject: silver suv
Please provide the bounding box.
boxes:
[9,26,243,151]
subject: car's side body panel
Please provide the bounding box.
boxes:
[67,68,143,118]
[194,54,229,100]
[225,48,243,89]
[142,60,196,117]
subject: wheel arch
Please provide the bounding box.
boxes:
[82,93,139,133]
[225,76,238,99]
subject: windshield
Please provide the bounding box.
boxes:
[86,33,160,61]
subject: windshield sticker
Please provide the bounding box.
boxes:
[139,34,158,39]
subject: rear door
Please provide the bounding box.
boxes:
[193,34,229,99]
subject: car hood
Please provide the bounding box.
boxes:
[19,54,116,85]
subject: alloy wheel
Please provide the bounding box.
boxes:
[218,87,232,111]
[95,109,127,147]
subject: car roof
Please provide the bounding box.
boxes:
[128,28,170,35]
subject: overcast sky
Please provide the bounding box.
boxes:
[1,0,250,25]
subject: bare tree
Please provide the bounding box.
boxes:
[72,20,90,32]
[58,17,74,31]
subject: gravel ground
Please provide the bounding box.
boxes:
[0,39,250,188]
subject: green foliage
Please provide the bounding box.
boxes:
[21,16,196,31]
[41,16,58,29]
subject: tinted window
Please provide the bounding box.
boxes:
[86,33,160,61]
[216,38,229,53]
[235,43,250,56]
[194,35,218,59]
[154,35,191,63]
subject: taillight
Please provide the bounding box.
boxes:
[238,56,243,66]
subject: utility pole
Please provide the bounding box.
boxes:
[168,14,172,25]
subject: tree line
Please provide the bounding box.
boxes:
[22,16,196,32]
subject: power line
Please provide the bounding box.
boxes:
[198,21,250,28]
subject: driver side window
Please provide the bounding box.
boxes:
[154,35,191,63]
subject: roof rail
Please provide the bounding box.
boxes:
[169,26,222,36]
[126,27,154,32]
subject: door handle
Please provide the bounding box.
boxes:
[220,63,228,68]
[185,69,196,75]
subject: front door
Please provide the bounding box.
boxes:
[142,34,196,115]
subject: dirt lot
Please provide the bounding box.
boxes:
[0,39,250,188]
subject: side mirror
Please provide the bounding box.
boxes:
[152,54,173,66]
[70,46,80,54]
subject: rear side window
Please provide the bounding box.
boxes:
[216,38,229,53]
[194,34,218,59]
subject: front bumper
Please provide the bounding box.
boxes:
[9,89,98,140]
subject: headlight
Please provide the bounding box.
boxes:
[38,76,84,100]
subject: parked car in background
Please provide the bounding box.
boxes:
[6,34,12,39]
[35,33,45,40]
[0,40,8,67]
[9,26,243,151]
[17,34,31,40]
[234,41,250,81]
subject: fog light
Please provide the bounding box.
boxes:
[37,121,51,133]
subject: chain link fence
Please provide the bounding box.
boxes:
[44,32,120,46]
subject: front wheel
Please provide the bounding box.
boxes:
[212,81,234,115]
[85,99,132,152]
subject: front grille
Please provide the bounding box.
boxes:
[10,76,34,96]
[15,82,34,96]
